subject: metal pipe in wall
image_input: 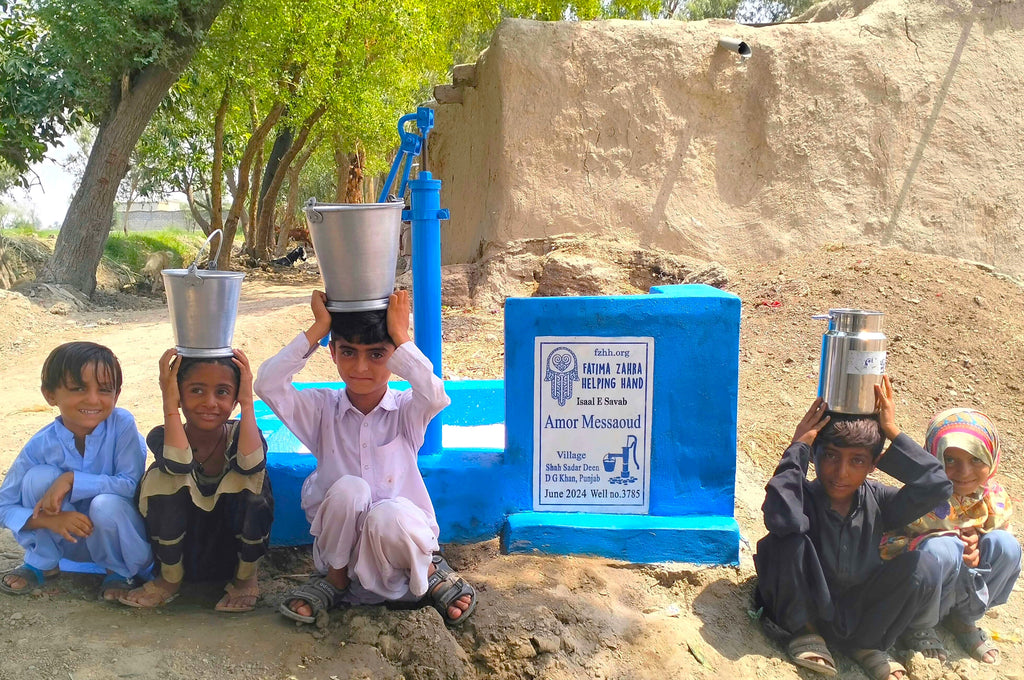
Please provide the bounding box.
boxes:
[718,37,752,59]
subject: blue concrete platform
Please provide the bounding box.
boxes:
[260,284,741,565]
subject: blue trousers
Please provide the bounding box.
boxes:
[918,530,1022,624]
[13,465,152,578]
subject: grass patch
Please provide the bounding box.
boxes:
[103,230,209,272]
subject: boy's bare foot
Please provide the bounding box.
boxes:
[118,576,181,608]
[216,577,260,613]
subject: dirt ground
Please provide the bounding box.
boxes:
[1,240,1023,680]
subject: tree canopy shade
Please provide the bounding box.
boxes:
[0,2,79,179]
[14,0,814,291]
[34,0,228,295]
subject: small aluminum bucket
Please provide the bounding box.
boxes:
[815,309,887,415]
[304,198,402,312]
[162,230,245,358]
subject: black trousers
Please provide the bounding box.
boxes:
[145,476,274,583]
[754,532,940,651]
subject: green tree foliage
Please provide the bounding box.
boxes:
[0,2,79,179]
[34,0,227,294]
[662,0,813,21]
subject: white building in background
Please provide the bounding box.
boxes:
[112,200,198,232]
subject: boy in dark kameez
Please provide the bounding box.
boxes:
[754,377,952,680]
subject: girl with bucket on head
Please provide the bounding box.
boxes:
[121,231,274,611]
[119,349,274,612]
[881,408,1020,664]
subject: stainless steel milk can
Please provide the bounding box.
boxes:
[815,309,887,415]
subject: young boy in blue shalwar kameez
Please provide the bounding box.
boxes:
[0,342,153,601]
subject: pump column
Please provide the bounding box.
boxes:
[405,171,449,456]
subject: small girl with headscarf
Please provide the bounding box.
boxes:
[881,408,1021,665]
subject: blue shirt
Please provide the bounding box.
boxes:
[0,407,146,534]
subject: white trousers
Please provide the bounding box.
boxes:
[304,474,437,603]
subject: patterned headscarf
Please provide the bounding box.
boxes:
[879,408,1012,560]
[925,408,1000,479]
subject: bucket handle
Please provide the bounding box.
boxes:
[184,228,225,286]
[305,197,323,224]
[811,313,830,321]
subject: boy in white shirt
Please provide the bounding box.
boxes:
[254,289,476,625]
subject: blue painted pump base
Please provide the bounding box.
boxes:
[503,512,739,564]
[261,284,742,566]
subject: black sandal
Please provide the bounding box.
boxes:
[425,553,477,626]
[900,627,948,662]
[278,575,348,624]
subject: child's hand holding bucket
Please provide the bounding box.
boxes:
[387,290,411,346]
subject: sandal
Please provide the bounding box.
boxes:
[786,633,837,677]
[118,580,180,608]
[99,573,143,602]
[948,621,999,665]
[0,564,58,595]
[851,648,907,680]
[425,553,477,626]
[278,575,348,624]
[215,581,260,613]
[899,627,948,662]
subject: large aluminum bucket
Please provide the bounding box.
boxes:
[816,309,887,415]
[304,199,402,312]
[162,230,245,358]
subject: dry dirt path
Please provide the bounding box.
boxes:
[0,246,1022,680]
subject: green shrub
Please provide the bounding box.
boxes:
[103,230,208,272]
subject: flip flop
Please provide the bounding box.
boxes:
[851,648,907,680]
[0,564,58,595]
[786,633,837,677]
[215,581,260,613]
[118,580,180,608]
[425,553,477,626]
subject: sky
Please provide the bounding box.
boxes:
[4,136,81,230]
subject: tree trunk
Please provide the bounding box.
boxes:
[244,151,263,256]
[210,80,231,233]
[276,136,320,256]
[219,100,286,269]
[259,125,293,207]
[254,104,326,260]
[184,182,212,234]
[122,174,138,236]
[334,136,347,202]
[43,0,227,295]
[345,145,365,203]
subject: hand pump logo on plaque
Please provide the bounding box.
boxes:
[534,337,654,514]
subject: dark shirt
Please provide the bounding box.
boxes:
[761,432,952,594]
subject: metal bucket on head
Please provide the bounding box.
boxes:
[815,309,887,415]
[162,229,245,358]
[303,198,403,312]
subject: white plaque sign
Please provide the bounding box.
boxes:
[533,336,654,514]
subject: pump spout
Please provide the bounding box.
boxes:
[718,37,751,59]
